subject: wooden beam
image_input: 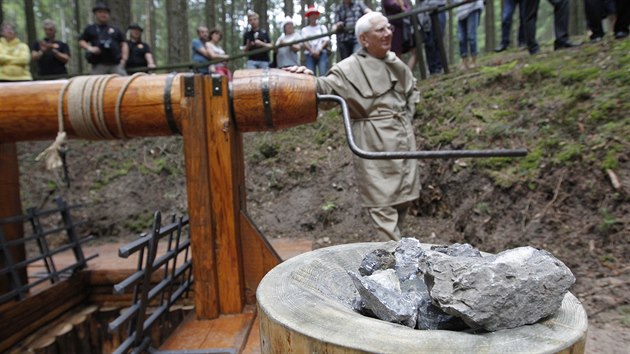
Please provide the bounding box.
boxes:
[181,74,220,319]
[0,273,88,352]
[230,101,281,305]
[0,142,26,294]
[0,75,182,142]
[205,76,245,314]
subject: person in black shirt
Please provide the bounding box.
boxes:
[126,23,156,72]
[31,19,70,78]
[243,11,272,69]
[78,2,128,75]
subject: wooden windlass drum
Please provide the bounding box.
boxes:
[231,69,318,132]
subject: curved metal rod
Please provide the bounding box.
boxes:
[317,94,528,160]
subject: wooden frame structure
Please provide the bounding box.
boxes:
[0,72,299,325]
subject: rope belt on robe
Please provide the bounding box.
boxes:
[350,108,406,121]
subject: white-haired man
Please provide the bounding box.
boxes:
[287,12,420,241]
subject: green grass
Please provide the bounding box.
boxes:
[242,38,629,192]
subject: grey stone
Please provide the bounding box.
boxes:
[351,295,376,318]
[394,237,424,281]
[369,269,401,291]
[399,276,467,330]
[416,295,468,330]
[431,243,482,258]
[348,270,417,328]
[422,246,576,331]
[359,248,396,276]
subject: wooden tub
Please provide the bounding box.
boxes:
[257,242,587,353]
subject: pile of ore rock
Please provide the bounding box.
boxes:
[349,238,576,332]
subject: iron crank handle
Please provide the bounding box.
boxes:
[316,94,528,160]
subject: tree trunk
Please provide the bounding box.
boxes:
[0,0,4,26]
[284,0,294,17]
[24,0,37,73]
[147,0,156,53]
[206,0,216,29]
[166,0,189,65]
[254,1,269,32]
[448,7,454,64]
[221,1,228,53]
[72,0,84,74]
[484,0,496,52]
[108,0,131,31]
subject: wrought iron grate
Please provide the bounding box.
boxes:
[109,211,193,354]
[0,197,97,304]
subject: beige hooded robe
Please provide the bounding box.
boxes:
[317,49,420,207]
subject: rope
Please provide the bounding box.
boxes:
[37,73,146,170]
[35,79,74,169]
[67,75,118,139]
[93,75,114,139]
[115,72,147,139]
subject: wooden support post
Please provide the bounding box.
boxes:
[205,75,244,314]
[0,142,26,294]
[181,74,220,319]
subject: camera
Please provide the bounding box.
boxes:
[99,39,112,49]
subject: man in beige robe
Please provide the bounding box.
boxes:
[288,12,420,240]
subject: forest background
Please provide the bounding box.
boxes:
[1,0,591,76]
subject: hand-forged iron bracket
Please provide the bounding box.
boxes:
[317,94,528,160]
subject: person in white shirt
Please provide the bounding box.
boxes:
[301,5,330,76]
[275,17,302,68]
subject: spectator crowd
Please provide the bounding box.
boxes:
[1,0,629,83]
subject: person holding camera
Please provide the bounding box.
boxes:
[242,11,272,69]
[79,2,128,75]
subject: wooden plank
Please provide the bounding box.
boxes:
[0,273,88,352]
[181,74,219,319]
[159,305,256,351]
[242,314,261,354]
[240,212,281,305]
[85,269,136,286]
[85,268,165,286]
[0,142,26,293]
[205,75,244,314]
[270,237,313,261]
